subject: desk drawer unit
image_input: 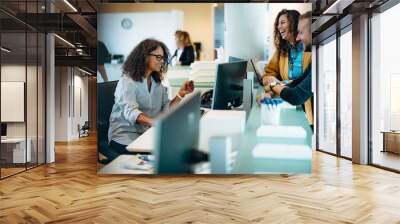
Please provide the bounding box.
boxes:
[383,132,400,154]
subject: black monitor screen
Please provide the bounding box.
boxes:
[212,61,248,110]
[1,123,7,137]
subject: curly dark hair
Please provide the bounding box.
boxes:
[122,38,170,83]
[273,9,300,55]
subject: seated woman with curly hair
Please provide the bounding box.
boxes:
[108,38,194,155]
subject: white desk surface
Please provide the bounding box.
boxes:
[1,137,28,143]
[125,111,213,153]
[125,127,154,153]
[98,155,153,175]
[101,88,312,174]
[98,155,211,175]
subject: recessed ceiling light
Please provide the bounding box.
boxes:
[54,34,75,48]
[63,0,78,12]
[1,47,11,53]
[78,67,93,76]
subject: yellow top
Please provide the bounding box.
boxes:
[262,50,313,125]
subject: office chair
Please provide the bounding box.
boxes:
[97,81,120,164]
[78,121,90,138]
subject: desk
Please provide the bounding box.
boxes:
[381,131,400,154]
[232,101,312,174]
[99,88,312,174]
[126,127,154,153]
[98,155,152,174]
[1,138,31,164]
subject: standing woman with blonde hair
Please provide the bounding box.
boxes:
[172,31,195,66]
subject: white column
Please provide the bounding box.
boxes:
[352,14,369,164]
[46,33,55,163]
[46,1,55,163]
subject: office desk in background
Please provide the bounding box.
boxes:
[99,89,312,174]
[100,64,215,96]
[167,65,215,96]
[381,131,400,154]
[1,138,32,165]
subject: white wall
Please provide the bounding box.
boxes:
[55,67,89,141]
[98,11,182,58]
[1,65,38,138]
[1,64,46,164]
[55,67,68,141]
[224,3,311,63]
[97,11,183,82]
[224,3,268,62]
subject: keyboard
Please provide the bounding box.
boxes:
[200,107,211,118]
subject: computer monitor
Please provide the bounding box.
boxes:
[228,56,245,63]
[250,59,264,86]
[212,61,248,110]
[1,123,7,137]
[154,92,201,174]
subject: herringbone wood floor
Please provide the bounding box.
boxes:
[1,134,400,224]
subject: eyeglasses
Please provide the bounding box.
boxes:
[149,53,165,62]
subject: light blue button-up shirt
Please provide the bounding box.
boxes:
[108,75,170,145]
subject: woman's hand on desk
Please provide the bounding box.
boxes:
[136,113,154,127]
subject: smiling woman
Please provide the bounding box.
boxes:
[261,9,313,125]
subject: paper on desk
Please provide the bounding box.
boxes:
[123,156,153,171]
[252,144,311,160]
[256,125,306,139]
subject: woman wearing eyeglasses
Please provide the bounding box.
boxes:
[108,38,194,155]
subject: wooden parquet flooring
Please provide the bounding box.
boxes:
[1,135,400,223]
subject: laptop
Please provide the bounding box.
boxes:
[250,59,264,86]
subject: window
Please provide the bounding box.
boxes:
[339,28,352,158]
[317,36,337,155]
[370,2,400,171]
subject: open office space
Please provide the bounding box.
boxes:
[1,0,400,223]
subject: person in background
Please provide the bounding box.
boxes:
[108,38,194,155]
[263,11,314,126]
[172,30,195,66]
